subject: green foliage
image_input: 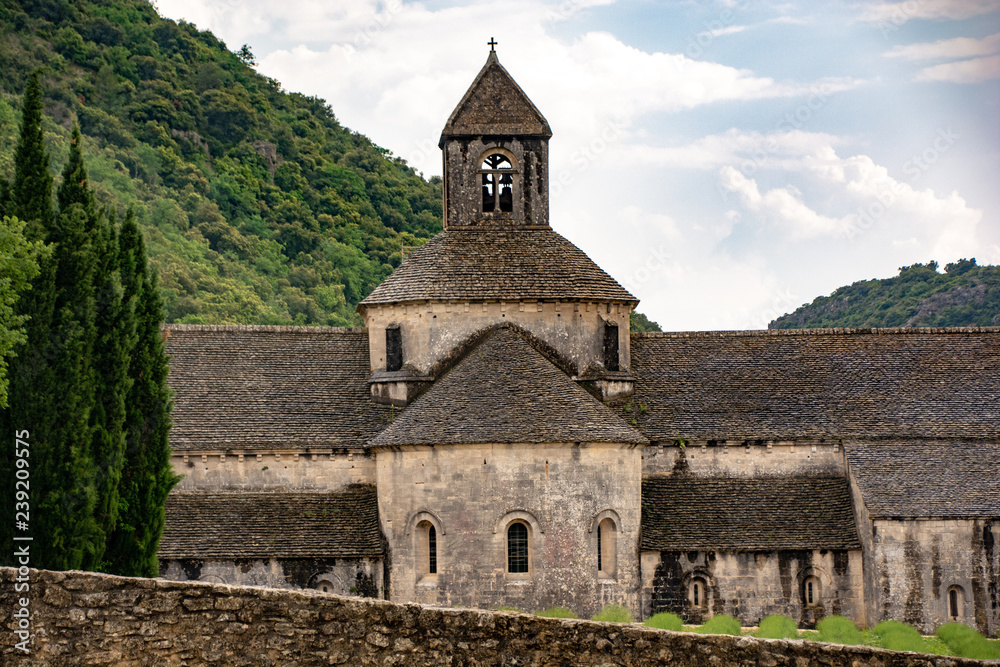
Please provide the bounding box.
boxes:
[695,614,742,636]
[936,623,1000,660]
[11,71,52,239]
[644,612,684,631]
[867,620,945,654]
[770,259,1000,329]
[0,215,45,407]
[591,604,632,623]
[630,310,662,332]
[536,606,578,619]
[494,606,522,613]
[0,0,443,328]
[816,615,863,645]
[755,614,798,639]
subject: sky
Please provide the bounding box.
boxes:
[154,0,1000,331]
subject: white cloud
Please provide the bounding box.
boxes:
[885,32,1000,60]
[857,0,998,24]
[915,54,1000,83]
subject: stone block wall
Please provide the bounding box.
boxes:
[641,440,847,477]
[159,557,383,597]
[362,300,631,380]
[172,448,375,490]
[1,569,989,666]
[375,442,642,618]
[640,548,864,628]
[869,518,999,635]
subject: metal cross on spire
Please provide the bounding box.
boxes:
[488,37,498,52]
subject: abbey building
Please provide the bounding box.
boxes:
[158,52,1000,635]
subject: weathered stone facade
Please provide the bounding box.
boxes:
[377,442,641,617]
[2,569,990,667]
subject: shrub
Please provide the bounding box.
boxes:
[494,606,522,613]
[696,614,742,636]
[871,620,941,654]
[936,623,1000,660]
[536,606,577,619]
[591,604,632,623]
[644,612,684,631]
[816,615,863,645]
[756,614,798,639]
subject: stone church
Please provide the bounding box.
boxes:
[158,51,1000,635]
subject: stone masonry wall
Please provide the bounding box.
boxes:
[172,449,375,490]
[2,568,991,666]
[376,442,641,619]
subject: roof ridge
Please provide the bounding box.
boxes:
[163,324,366,333]
[633,326,1000,338]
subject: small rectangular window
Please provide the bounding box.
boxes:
[603,323,619,371]
[386,327,402,372]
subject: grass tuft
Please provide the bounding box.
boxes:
[695,614,742,636]
[535,606,577,619]
[816,615,863,645]
[756,614,798,639]
[644,612,684,631]
[936,623,1000,660]
[591,604,632,623]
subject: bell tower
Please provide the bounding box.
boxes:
[439,48,552,229]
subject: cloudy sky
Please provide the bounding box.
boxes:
[154,0,1000,331]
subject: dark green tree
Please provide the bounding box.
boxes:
[105,209,178,576]
[12,72,53,241]
[59,126,136,570]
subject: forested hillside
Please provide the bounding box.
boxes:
[770,259,1000,329]
[0,0,442,326]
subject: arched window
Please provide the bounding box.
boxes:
[597,517,617,579]
[481,153,514,213]
[507,521,529,573]
[416,520,438,580]
[948,585,965,619]
[690,577,708,608]
[804,576,821,606]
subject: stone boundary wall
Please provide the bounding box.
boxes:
[2,568,995,666]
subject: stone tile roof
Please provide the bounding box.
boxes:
[846,441,1000,518]
[165,325,392,451]
[626,328,1000,441]
[359,228,636,306]
[440,51,551,139]
[369,326,647,447]
[641,475,861,551]
[159,485,383,559]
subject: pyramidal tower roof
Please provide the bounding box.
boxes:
[368,327,647,447]
[440,50,552,141]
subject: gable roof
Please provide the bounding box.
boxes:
[369,326,647,447]
[440,51,551,140]
[159,485,383,559]
[625,328,1000,442]
[359,228,636,306]
[846,441,1000,518]
[641,475,861,551]
[165,325,391,451]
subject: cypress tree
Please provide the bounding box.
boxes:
[106,210,178,576]
[12,71,52,241]
[58,127,134,570]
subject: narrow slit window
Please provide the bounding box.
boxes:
[507,522,529,573]
[428,525,437,575]
[481,153,514,213]
[597,524,602,571]
[949,589,958,617]
[603,322,620,371]
[804,576,821,606]
[386,327,402,372]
